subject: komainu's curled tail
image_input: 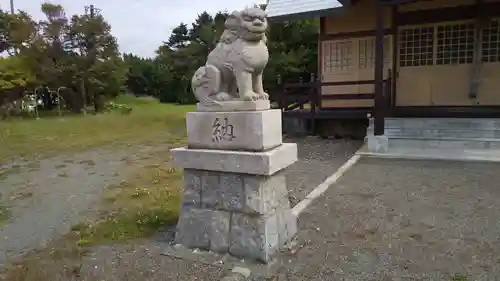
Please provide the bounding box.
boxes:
[191,64,229,105]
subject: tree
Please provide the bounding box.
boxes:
[264,19,319,96]
[0,2,127,115]
[0,9,9,53]
[67,6,124,111]
[154,12,230,104]
[152,9,318,104]
[0,56,36,113]
[0,4,320,115]
[123,54,173,100]
[0,56,35,91]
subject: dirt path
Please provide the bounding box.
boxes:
[0,145,167,267]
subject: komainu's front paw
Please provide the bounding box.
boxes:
[242,92,261,101]
[258,92,269,100]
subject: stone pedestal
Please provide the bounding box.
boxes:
[171,109,298,262]
[367,134,388,153]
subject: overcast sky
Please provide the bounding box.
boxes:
[0,0,266,57]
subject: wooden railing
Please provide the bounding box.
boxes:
[276,73,318,113]
[276,70,393,115]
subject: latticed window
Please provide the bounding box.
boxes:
[358,37,391,69]
[436,23,475,65]
[482,19,500,62]
[399,26,434,67]
[323,40,353,73]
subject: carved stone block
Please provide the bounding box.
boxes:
[229,212,280,262]
[174,207,232,252]
[186,109,282,151]
[174,207,211,249]
[182,170,202,207]
[202,172,245,211]
[242,173,289,215]
[209,210,231,253]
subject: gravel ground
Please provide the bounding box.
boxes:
[0,145,167,268]
[62,154,500,281]
[283,136,362,206]
[72,137,362,281]
[76,240,226,281]
[0,136,361,279]
[281,157,500,280]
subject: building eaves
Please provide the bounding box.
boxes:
[266,0,344,22]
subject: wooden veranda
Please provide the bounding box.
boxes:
[275,70,393,135]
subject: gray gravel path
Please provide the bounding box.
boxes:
[72,138,362,280]
[0,145,166,267]
[71,153,500,281]
[77,240,226,281]
[281,157,500,280]
[283,137,361,206]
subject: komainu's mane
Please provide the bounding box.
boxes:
[218,10,266,45]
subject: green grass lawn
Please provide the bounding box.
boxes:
[0,95,194,161]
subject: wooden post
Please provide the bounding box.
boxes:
[56,87,62,117]
[309,73,316,135]
[469,0,486,99]
[374,0,385,136]
[276,75,284,111]
[34,87,40,120]
[386,69,393,109]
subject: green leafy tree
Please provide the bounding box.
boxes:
[66,5,125,111]
[0,56,36,90]
[0,9,9,53]
[123,54,173,100]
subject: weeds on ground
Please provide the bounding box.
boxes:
[0,192,10,224]
[0,165,21,180]
[1,141,184,281]
[0,204,10,224]
[73,161,183,246]
[451,274,469,281]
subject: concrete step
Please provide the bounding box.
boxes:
[383,128,500,139]
[357,144,500,163]
[367,118,500,139]
[384,118,500,130]
[388,136,500,150]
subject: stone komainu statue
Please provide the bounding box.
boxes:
[191,7,269,105]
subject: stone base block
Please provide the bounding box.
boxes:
[187,109,282,151]
[171,143,298,176]
[229,209,296,261]
[182,169,290,214]
[196,99,270,112]
[175,169,297,263]
[367,134,388,153]
[175,207,297,262]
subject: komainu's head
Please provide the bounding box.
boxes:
[224,7,268,42]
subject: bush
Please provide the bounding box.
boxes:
[104,101,132,115]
